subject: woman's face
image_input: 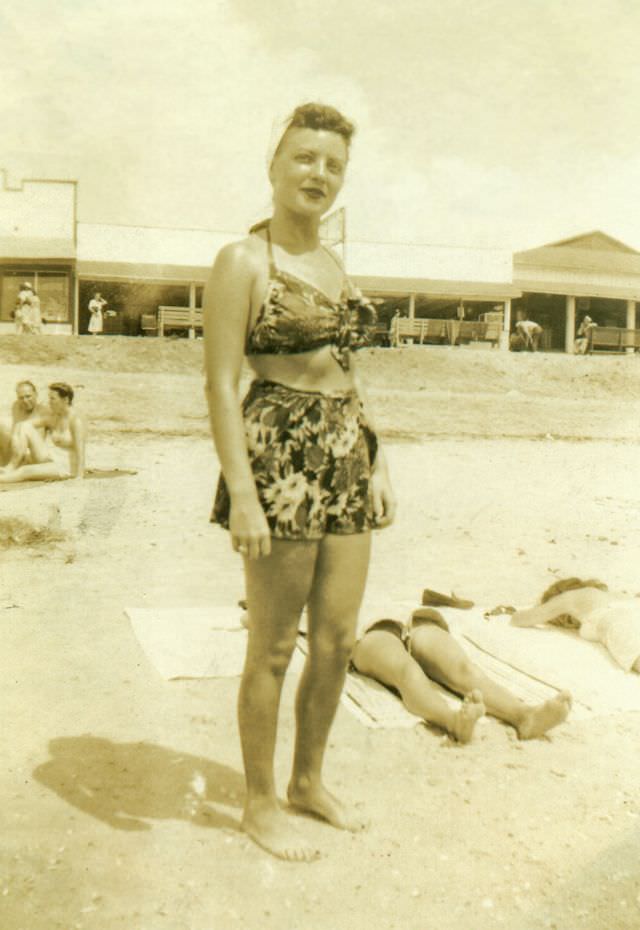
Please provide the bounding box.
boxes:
[48,389,69,412]
[270,127,348,218]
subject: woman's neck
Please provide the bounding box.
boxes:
[269,210,321,254]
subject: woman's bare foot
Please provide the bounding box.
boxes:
[242,798,320,862]
[449,690,485,743]
[517,691,572,740]
[287,778,367,832]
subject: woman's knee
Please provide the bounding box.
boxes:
[246,631,298,678]
[447,654,476,689]
[310,626,357,665]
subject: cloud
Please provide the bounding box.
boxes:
[1,0,639,248]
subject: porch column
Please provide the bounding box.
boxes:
[626,300,636,354]
[565,295,576,354]
[408,293,416,320]
[500,297,511,351]
[73,274,80,335]
[188,282,197,338]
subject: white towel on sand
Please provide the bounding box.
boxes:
[441,607,640,716]
[125,606,247,680]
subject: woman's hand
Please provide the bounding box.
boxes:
[370,459,396,528]
[229,491,272,559]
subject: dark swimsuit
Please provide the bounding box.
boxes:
[245,227,376,370]
[211,227,380,540]
[360,609,450,654]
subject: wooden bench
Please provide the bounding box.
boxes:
[456,320,502,346]
[157,306,204,337]
[140,313,158,336]
[589,326,640,353]
[391,318,447,345]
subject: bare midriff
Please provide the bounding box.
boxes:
[248,344,356,394]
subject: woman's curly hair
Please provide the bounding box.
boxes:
[286,102,355,146]
[540,577,609,629]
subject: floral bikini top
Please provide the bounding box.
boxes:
[246,228,377,370]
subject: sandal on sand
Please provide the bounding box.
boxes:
[421,589,475,610]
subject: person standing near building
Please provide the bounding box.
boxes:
[88,292,107,335]
[16,282,42,334]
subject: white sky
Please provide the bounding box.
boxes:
[2,0,640,251]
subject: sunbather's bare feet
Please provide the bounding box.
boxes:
[517,691,572,740]
[242,798,320,862]
[287,778,367,832]
[449,689,485,743]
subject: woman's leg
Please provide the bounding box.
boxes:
[0,462,67,483]
[410,625,571,739]
[287,532,372,830]
[239,538,320,861]
[352,630,484,743]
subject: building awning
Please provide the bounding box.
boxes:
[512,278,640,301]
[77,260,210,284]
[352,275,521,300]
[0,237,76,260]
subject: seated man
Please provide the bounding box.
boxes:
[351,606,572,743]
[574,315,597,355]
[0,381,47,465]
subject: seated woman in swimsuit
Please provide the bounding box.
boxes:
[0,382,86,483]
[351,607,572,742]
[511,577,640,674]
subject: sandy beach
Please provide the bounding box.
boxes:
[2,336,640,930]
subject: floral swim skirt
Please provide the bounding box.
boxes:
[211,379,379,540]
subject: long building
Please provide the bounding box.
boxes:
[1,170,639,350]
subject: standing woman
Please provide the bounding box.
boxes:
[204,103,395,861]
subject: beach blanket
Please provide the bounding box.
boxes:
[0,467,138,492]
[125,600,640,721]
[440,607,640,717]
[301,634,566,729]
[125,606,247,680]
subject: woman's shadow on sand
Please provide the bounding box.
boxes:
[34,736,245,832]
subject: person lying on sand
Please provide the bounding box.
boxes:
[351,607,572,742]
[0,380,47,466]
[0,382,86,483]
[511,578,640,674]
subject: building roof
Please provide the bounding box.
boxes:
[515,230,640,276]
[351,275,521,300]
[0,236,76,260]
[77,260,210,283]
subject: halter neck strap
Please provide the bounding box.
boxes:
[265,224,278,275]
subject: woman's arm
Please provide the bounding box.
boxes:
[69,412,86,477]
[203,241,271,559]
[351,362,396,528]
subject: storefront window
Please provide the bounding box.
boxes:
[0,268,71,323]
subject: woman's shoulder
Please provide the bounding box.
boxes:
[215,233,268,274]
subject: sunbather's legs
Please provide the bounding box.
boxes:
[0,461,68,482]
[351,630,484,743]
[409,625,571,739]
[4,421,49,468]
